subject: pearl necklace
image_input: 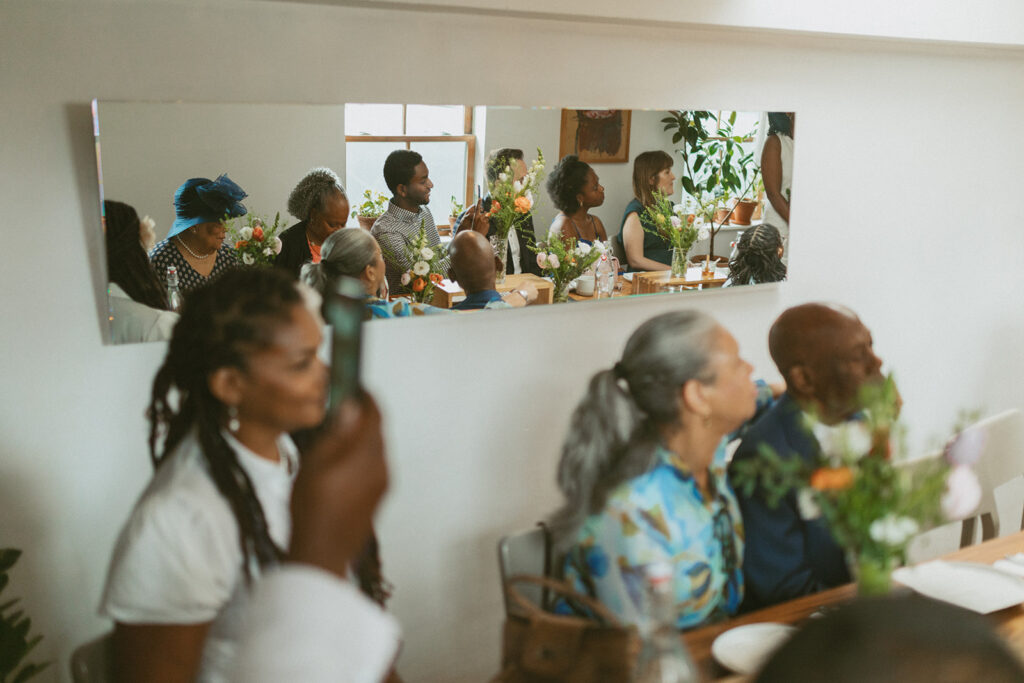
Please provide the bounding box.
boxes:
[176,234,216,260]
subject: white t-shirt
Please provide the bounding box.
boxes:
[232,565,401,683]
[100,429,298,682]
[108,282,179,344]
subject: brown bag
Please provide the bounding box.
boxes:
[492,575,638,683]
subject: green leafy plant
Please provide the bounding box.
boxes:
[449,195,465,218]
[350,190,389,219]
[0,549,49,683]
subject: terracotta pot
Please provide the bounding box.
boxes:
[713,208,731,225]
[731,200,758,226]
[357,215,376,231]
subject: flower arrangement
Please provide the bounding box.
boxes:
[640,190,710,276]
[229,213,284,266]
[1,548,49,682]
[351,189,389,220]
[731,375,983,595]
[533,233,607,303]
[387,219,447,304]
[486,148,545,242]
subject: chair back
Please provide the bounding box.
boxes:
[498,523,552,618]
[958,409,1024,546]
[70,632,114,683]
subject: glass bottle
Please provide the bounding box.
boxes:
[634,563,698,683]
[597,254,615,298]
[166,266,182,313]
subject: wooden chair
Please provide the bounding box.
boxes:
[497,523,552,618]
[70,631,114,683]
[957,409,1024,547]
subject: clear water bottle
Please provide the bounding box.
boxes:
[634,563,698,683]
[166,266,182,313]
[597,254,615,298]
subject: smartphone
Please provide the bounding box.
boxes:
[324,275,365,412]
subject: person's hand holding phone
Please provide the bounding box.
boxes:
[454,202,491,236]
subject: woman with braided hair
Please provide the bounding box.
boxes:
[549,311,778,630]
[101,267,333,682]
[725,224,787,287]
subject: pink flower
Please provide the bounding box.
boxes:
[547,253,560,269]
[670,215,683,229]
[536,253,548,269]
[946,429,985,466]
[941,465,982,519]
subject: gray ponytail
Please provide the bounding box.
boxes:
[300,228,378,295]
[549,310,720,554]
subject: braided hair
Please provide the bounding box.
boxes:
[146,267,303,579]
[727,224,786,286]
[104,200,170,310]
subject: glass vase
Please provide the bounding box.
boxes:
[670,247,687,278]
[490,233,509,285]
[553,279,571,303]
[848,552,896,596]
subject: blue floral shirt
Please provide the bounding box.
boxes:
[363,297,451,319]
[560,380,773,630]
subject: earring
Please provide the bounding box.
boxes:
[227,405,240,433]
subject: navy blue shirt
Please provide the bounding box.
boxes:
[452,289,503,310]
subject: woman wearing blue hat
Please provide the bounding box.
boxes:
[149,175,247,294]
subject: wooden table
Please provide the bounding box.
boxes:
[568,275,635,301]
[430,273,553,308]
[633,268,728,294]
[686,532,1024,680]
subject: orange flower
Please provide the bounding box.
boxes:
[252,226,264,241]
[489,200,501,215]
[235,240,248,249]
[810,466,854,491]
[429,272,443,284]
[513,196,532,214]
[411,277,426,292]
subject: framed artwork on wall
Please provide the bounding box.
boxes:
[559,109,631,163]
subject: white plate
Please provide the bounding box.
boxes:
[711,622,796,675]
[892,560,1024,613]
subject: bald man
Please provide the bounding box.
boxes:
[728,303,884,610]
[448,231,536,310]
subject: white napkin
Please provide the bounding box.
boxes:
[893,560,1024,613]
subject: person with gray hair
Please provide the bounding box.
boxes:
[549,311,777,630]
[301,227,451,319]
[277,168,350,278]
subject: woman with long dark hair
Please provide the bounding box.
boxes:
[726,224,787,287]
[100,268,367,682]
[105,199,179,343]
[617,151,675,271]
[550,311,775,629]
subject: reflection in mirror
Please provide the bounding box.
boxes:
[94,102,792,344]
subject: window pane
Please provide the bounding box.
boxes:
[727,110,760,139]
[406,105,465,136]
[345,104,404,136]
[409,141,467,224]
[345,142,404,222]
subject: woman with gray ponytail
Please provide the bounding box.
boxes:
[301,227,450,318]
[550,311,776,630]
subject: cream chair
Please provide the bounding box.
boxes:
[69,632,113,683]
[957,409,1024,547]
[497,523,552,618]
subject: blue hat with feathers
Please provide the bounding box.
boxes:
[168,174,248,238]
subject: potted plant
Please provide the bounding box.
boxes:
[731,167,761,226]
[350,189,389,231]
[445,195,465,235]
[1,549,49,682]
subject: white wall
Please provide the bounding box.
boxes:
[2,1,1024,682]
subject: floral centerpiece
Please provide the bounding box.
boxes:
[351,189,389,230]
[486,148,545,283]
[229,213,284,266]
[384,219,446,304]
[641,190,710,277]
[731,376,983,595]
[533,233,607,303]
[1,548,49,682]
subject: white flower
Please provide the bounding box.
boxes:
[498,172,508,182]
[263,247,274,257]
[420,246,435,260]
[526,190,534,204]
[797,488,822,520]
[273,236,283,254]
[512,180,524,193]
[592,241,607,254]
[868,514,919,546]
[400,272,411,286]
[811,420,873,464]
[239,226,253,241]
[672,204,686,215]
[412,261,429,276]
[698,226,711,241]
[242,253,255,265]
[670,215,683,229]
[575,242,592,256]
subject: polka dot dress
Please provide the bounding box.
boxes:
[150,239,240,294]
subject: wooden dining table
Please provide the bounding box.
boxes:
[685,531,1024,681]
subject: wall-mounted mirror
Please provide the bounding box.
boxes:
[94,101,793,344]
